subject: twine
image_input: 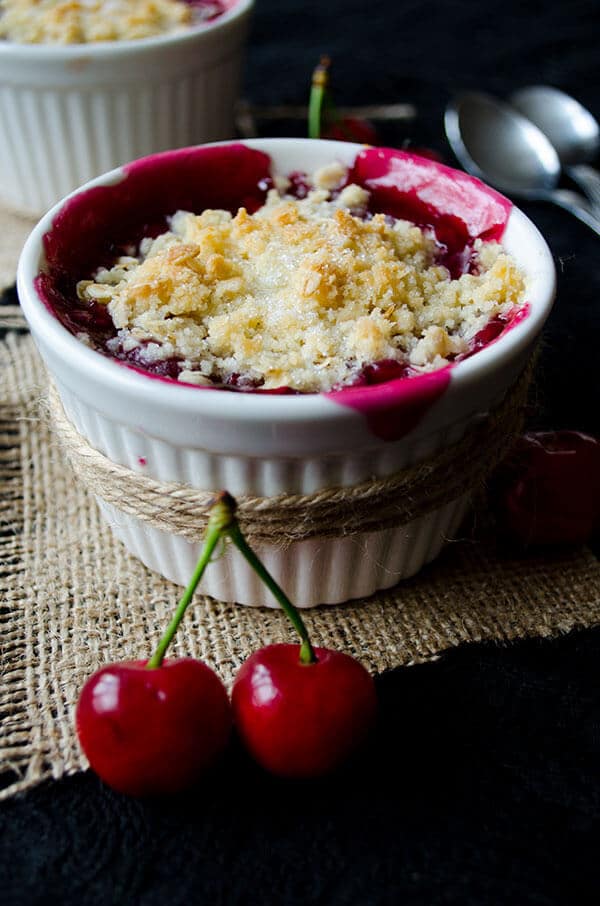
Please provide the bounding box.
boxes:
[47,362,533,544]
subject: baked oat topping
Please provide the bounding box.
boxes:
[0,0,217,44]
[76,166,527,392]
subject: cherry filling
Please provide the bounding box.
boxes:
[37,145,518,398]
[340,358,413,389]
[286,171,314,200]
[184,0,227,21]
[467,314,509,355]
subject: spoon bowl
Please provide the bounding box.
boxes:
[445,92,561,198]
[445,91,600,237]
[510,86,600,215]
[510,86,600,166]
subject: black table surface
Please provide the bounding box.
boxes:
[2,1,600,903]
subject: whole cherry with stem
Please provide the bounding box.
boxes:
[308,56,378,145]
[75,497,234,797]
[308,57,443,161]
[77,493,377,792]
[223,496,378,778]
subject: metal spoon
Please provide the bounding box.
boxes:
[510,86,600,213]
[444,92,600,237]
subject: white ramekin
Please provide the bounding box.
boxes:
[17,138,556,607]
[0,0,253,216]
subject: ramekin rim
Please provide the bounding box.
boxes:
[17,137,556,424]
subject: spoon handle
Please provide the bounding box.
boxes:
[549,188,600,238]
[566,164,600,215]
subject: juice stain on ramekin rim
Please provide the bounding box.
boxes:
[34,143,522,442]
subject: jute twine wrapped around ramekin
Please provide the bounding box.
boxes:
[47,359,534,545]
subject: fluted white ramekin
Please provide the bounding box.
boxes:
[0,0,252,216]
[17,139,556,607]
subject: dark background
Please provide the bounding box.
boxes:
[2,0,600,903]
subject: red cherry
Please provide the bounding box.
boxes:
[231,644,377,778]
[403,145,445,163]
[493,430,600,546]
[76,658,231,796]
[323,116,379,145]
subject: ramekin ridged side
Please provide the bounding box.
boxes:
[51,374,478,607]
[0,0,252,215]
[96,496,471,607]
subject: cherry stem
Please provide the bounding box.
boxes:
[146,492,236,669]
[226,522,318,665]
[308,55,331,140]
[147,492,317,669]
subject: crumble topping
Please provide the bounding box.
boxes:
[0,0,219,43]
[76,165,527,392]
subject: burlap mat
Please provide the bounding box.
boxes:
[1,329,600,801]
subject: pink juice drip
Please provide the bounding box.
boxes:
[326,148,514,441]
[350,148,511,246]
[328,366,452,442]
[42,144,271,277]
[36,144,520,441]
[38,144,271,345]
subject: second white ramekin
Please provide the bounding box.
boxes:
[17,139,556,607]
[0,0,253,216]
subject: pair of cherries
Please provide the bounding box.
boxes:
[77,648,375,797]
[76,493,377,796]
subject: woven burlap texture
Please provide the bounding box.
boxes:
[2,331,600,801]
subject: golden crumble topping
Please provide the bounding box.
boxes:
[77,167,527,392]
[0,0,201,43]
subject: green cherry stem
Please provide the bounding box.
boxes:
[226,522,318,665]
[308,55,331,140]
[146,492,236,670]
[147,492,317,669]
